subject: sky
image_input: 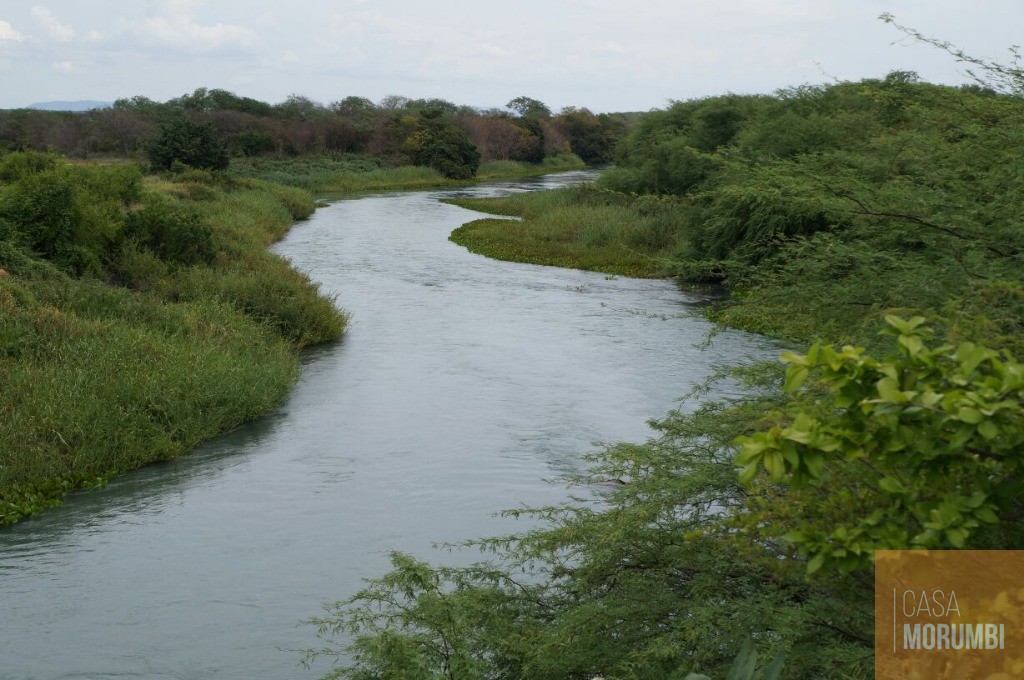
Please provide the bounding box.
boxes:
[0,0,1021,112]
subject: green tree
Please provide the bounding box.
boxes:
[234,129,276,157]
[146,117,230,171]
[402,114,480,179]
[274,94,326,120]
[736,317,1024,574]
[507,96,551,118]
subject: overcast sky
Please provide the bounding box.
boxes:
[0,1,1021,112]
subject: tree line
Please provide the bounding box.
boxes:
[0,89,632,173]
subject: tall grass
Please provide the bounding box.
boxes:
[0,280,297,520]
[445,186,685,278]
[0,161,346,523]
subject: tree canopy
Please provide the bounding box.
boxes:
[146,116,229,171]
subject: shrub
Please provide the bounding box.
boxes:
[147,117,230,171]
[0,151,61,183]
[123,200,216,266]
[404,124,480,179]
[234,129,276,157]
[115,243,170,291]
[0,168,108,275]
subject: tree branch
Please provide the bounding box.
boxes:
[826,187,1011,258]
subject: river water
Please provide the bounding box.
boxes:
[0,171,774,679]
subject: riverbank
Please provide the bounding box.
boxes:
[231,154,586,194]
[0,170,745,680]
[0,156,346,524]
[445,186,679,278]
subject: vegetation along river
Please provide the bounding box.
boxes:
[0,171,774,679]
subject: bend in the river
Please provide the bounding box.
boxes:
[0,171,775,680]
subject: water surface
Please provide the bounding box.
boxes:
[0,172,774,679]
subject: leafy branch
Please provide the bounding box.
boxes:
[880,12,1024,96]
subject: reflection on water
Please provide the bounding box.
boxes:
[0,171,775,680]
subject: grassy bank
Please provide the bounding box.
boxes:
[445,187,682,278]
[0,155,346,523]
[231,154,585,194]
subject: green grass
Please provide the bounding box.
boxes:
[231,154,585,194]
[0,164,346,523]
[0,281,298,519]
[0,149,590,523]
[445,186,684,278]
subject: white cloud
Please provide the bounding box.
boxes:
[327,11,382,41]
[476,43,509,58]
[597,41,626,55]
[52,60,74,72]
[732,0,836,23]
[32,6,75,41]
[137,1,259,52]
[0,20,26,42]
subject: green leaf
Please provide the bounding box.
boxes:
[950,424,974,448]
[763,451,786,481]
[783,365,809,393]
[898,334,924,356]
[977,507,999,524]
[966,491,987,508]
[782,426,812,445]
[738,462,760,485]
[782,530,806,543]
[955,342,989,375]
[946,528,967,548]
[760,651,786,680]
[807,552,827,575]
[879,477,905,493]
[734,436,766,464]
[957,406,983,424]
[884,315,926,335]
[803,452,826,478]
[978,419,999,440]
[779,350,809,367]
[725,638,757,680]
[876,377,907,403]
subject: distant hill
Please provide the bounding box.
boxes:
[26,100,112,112]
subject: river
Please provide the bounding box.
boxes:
[0,171,773,679]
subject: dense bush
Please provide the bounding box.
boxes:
[0,150,60,182]
[147,116,230,171]
[234,129,276,156]
[123,199,216,266]
[403,116,481,179]
[0,155,142,275]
